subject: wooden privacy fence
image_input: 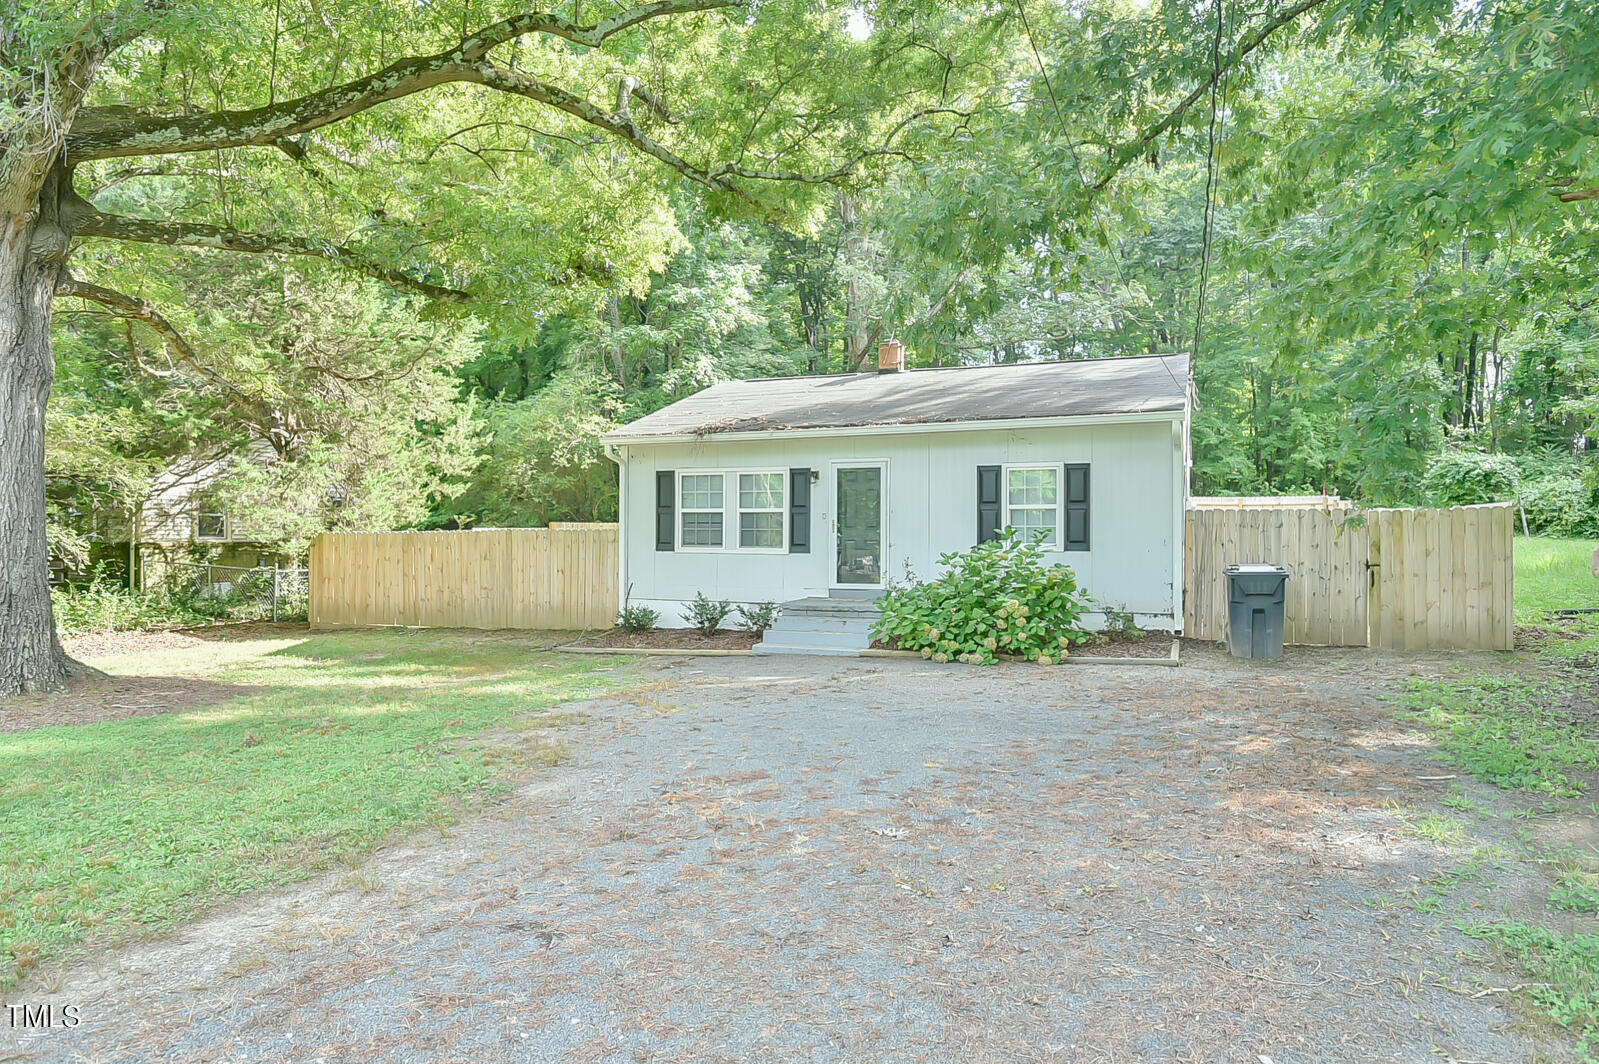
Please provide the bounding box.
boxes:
[1184,502,1514,650]
[309,523,618,630]
[1366,505,1514,651]
[1186,505,1370,646]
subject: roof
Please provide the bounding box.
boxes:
[607,353,1191,441]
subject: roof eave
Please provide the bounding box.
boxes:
[605,406,1187,446]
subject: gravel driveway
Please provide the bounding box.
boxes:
[4,646,1564,1062]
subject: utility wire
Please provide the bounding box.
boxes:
[1193,0,1225,372]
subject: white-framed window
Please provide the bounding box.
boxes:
[737,472,786,550]
[678,473,724,548]
[1004,465,1061,549]
[195,499,228,541]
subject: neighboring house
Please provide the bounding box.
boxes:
[603,346,1192,650]
[101,449,290,589]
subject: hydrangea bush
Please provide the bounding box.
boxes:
[872,531,1093,665]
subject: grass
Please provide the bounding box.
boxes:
[1555,869,1599,915]
[1516,535,1599,624]
[1397,538,1599,795]
[1467,923,1599,1056]
[1402,672,1599,797]
[0,628,623,989]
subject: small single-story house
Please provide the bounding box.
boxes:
[603,348,1191,648]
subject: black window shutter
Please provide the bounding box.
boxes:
[655,470,674,551]
[789,468,811,553]
[977,465,1002,543]
[1063,463,1090,551]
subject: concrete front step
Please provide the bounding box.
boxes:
[755,627,871,651]
[763,615,877,635]
[755,596,883,656]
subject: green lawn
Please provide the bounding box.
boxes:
[0,629,622,988]
[1516,535,1599,623]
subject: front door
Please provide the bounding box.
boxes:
[833,462,886,588]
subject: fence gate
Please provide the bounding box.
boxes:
[1366,503,1514,651]
[1185,506,1370,646]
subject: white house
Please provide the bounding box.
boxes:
[603,347,1191,652]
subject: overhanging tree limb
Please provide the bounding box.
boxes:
[72,207,473,303]
[65,0,743,162]
[1090,0,1331,191]
[54,275,258,403]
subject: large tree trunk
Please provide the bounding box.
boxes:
[0,165,98,695]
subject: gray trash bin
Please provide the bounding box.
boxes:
[1225,564,1289,660]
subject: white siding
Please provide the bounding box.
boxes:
[614,416,1185,630]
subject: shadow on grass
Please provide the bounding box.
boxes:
[0,675,267,734]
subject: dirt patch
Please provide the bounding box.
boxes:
[575,627,761,650]
[0,675,265,733]
[1072,633,1175,658]
[62,621,310,659]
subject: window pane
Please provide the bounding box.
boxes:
[738,472,784,510]
[1008,467,1058,507]
[1011,506,1058,545]
[739,511,783,548]
[681,474,723,510]
[197,513,225,539]
[681,511,723,546]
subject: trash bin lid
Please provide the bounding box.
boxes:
[1225,563,1289,575]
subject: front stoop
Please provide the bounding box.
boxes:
[754,596,882,656]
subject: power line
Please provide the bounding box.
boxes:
[1192,0,1226,368]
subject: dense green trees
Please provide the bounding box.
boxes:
[11,0,1598,690]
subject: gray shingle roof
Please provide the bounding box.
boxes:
[607,353,1190,441]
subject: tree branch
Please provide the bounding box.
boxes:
[54,275,257,403]
[1090,0,1331,191]
[72,206,473,303]
[712,107,971,183]
[66,0,741,162]
[470,63,738,191]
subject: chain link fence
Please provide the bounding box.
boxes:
[174,562,310,622]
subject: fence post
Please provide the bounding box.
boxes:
[272,563,280,623]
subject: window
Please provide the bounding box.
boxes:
[737,472,786,549]
[1004,466,1060,549]
[679,473,724,547]
[195,499,227,541]
[673,470,788,551]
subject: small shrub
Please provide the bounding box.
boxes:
[872,531,1092,665]
[736,601,780,633]
[1102,608,1145,643]
[616,603,660,632]
[686,592,732,637]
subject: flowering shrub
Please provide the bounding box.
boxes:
[871,531,1092,665]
